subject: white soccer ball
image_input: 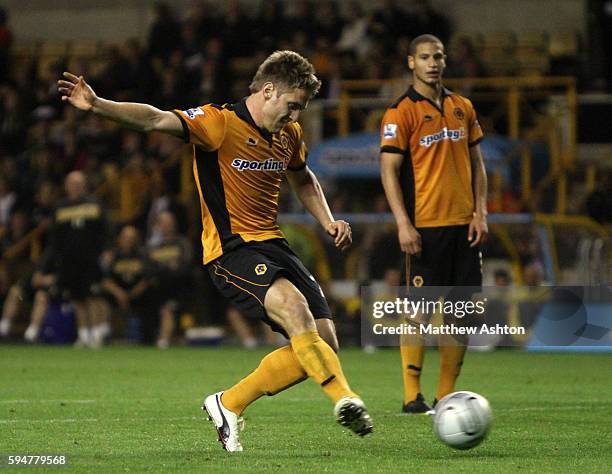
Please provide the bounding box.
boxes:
[433,391,492,450]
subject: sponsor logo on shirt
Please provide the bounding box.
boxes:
[231,158,286,172]
[419,127,466,147]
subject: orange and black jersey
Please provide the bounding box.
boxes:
[173,100,307,264]
[380,86,483,228]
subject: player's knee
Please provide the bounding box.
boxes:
[269,295,314,332]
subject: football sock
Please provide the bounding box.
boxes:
[222,346,307,415]
[290,330,357,403]
[436,339,467,400]
[400,333,426,403]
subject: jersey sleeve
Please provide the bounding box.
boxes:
[465,99,484,147]
[172,105,227,151]
[287,124,307,171]
[380,107,409,154]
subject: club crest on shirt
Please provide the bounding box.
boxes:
[412,275,424,287]
[255,264,267,276]
[453,107,465,120]
[185,107,205,119]
[279,133,290,150]
[246,137,259,146]
[383,123,398,139]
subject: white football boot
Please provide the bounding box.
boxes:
[203,392,245,452]
[334,397,374,436]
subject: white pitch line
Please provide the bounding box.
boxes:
[1,405,610,425]
[0,416,199,424]
[0,399,97,404]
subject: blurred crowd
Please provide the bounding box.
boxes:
[0,1,607,347]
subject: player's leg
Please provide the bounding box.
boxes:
[264,278,372,435]
[435,225,482,403]
[401,228,453,413]
[220,317,338,417]
[399,253,428,412]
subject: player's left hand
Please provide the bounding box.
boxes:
[468,214,488,247]
[326,220,352,251]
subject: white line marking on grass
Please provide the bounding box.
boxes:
[0,416,199,424]
[0,399,97,404]
[2,405,610,425]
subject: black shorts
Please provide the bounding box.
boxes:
[403,225,482,289]
[208,239,331,336]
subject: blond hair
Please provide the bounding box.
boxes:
[249,50,321,98]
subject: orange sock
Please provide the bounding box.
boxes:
[400,341,426,403]
[436,342,467,400]
[221,346,307,415]
[290,330,357,403]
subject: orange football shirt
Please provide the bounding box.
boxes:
[173,100,307,263]
[380,86,483,228]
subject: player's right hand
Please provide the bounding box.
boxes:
[398,224,422,255]
[58,72,97,111]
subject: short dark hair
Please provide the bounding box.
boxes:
[409,34,444,56]
[249,50,321,98]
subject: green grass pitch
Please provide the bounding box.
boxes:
[1,345,611,472]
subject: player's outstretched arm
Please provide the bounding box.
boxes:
[58,72,183,138]
[287,166,352,251]
[380,152,422,255]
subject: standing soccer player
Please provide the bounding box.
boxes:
[58,50,372,451]
[380,35,488,413]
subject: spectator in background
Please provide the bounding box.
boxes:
[147,211,192,348]
[122,39,157,103]
[148,2,182,64]
[408,0,452,45]
[445,36,486,79]
[0,7,12,82]
[101,225,152,344]
[46,171,109,347]
[281,0,315,44]
[0,177,16,226]
[0,256,56,342]
[254,0,284,48]
[221,0,253,58]
[369,0,408,52]
[336,1,373,60]
[314,2,344,44]
[0,84,28,153]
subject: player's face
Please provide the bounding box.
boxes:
[263,87,309,133]
[409,42,446,86]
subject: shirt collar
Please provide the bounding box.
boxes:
[232,98,273,144]
[407,85,453,102]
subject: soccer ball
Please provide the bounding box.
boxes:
[433,391,492,450]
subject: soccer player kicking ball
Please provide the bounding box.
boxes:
[59,50,373,451]
[380,35,488,414]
